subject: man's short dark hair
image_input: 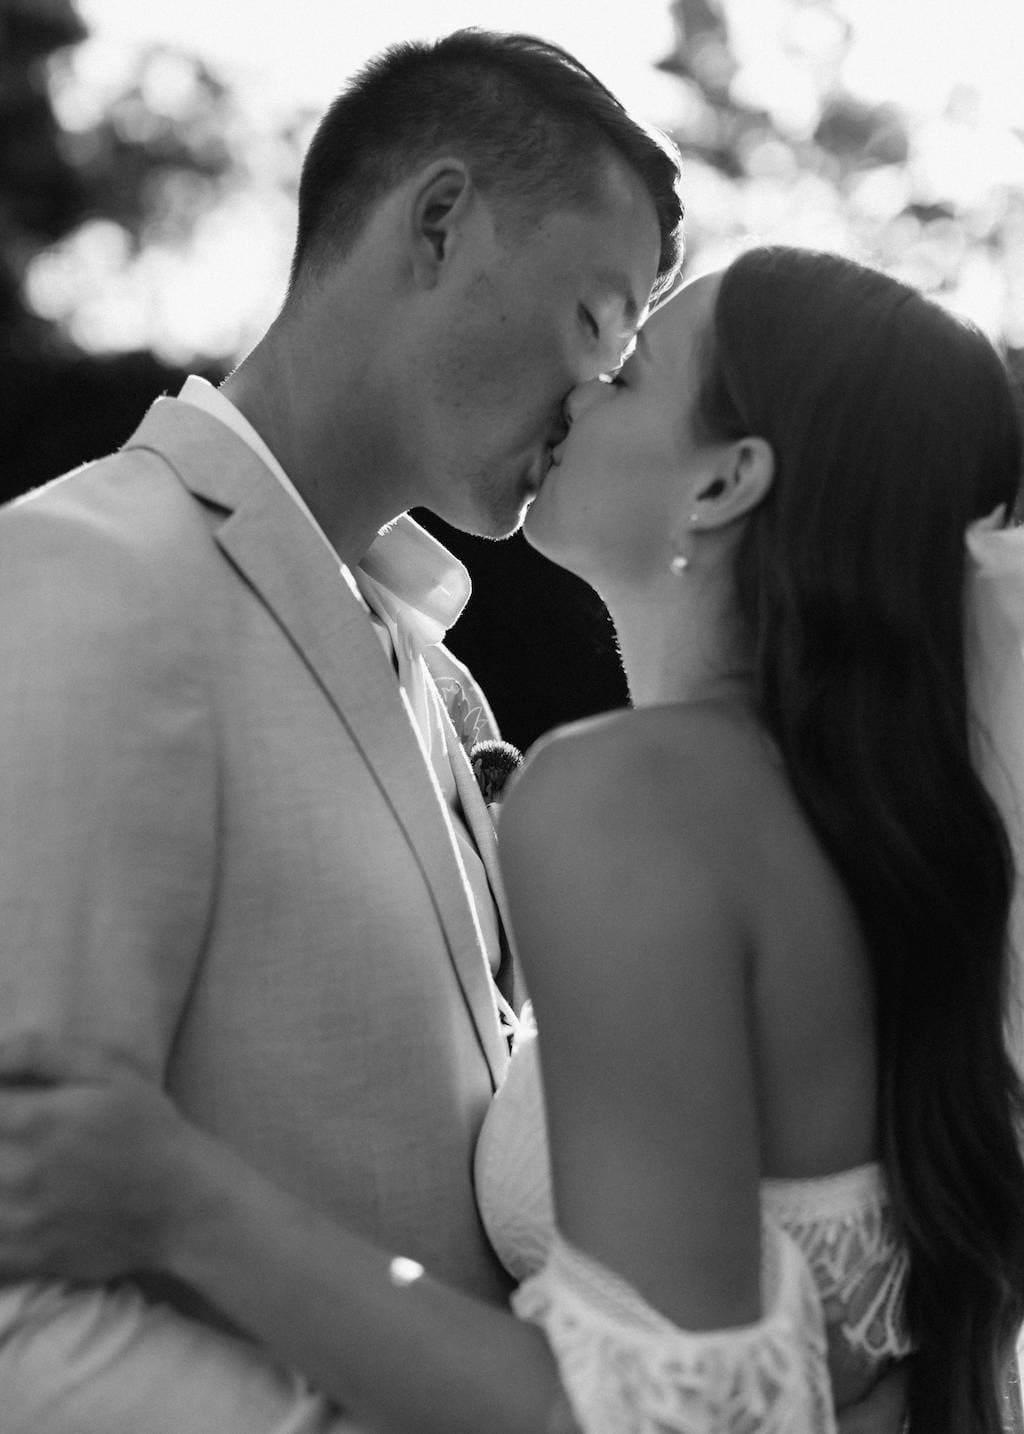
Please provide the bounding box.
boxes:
[290,29,684,300]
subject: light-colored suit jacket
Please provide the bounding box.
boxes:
[0,399,515,1431]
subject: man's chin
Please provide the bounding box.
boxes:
[425,471,538,542]
[450,496,532,543]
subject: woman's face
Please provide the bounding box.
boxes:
[523,270,725,590]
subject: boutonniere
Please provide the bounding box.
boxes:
[469,739,523,810]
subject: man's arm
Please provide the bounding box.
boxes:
[0,487,216,1069]
[0,1276,357,1434]
[0,482,346,1432]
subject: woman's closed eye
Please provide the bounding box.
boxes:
[579,306,600,342]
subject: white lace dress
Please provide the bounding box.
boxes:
[474,1019,911,1434]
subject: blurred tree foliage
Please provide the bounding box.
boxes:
[1,0,1022,744]
[659,0,1024,379]
[0,0,231,498]
[0,0,86,329]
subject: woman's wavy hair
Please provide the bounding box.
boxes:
[695,245,1024,1431]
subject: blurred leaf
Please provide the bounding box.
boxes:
[658,0,1022,359]
[0,0,85,54]
[814,96,909,166]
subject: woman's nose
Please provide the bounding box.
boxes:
[564,378,610,425]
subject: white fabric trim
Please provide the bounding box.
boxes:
[514,1222,836,1434]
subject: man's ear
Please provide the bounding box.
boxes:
[408,160,473,287]
[688,437,774,531]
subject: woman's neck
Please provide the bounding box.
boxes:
[602,574,754,711]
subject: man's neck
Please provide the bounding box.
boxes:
[220,352,403,567]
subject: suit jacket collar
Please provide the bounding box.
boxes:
[122,398,510,1086]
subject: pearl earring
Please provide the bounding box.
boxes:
[669,511,701,575]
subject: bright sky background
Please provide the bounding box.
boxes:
[43,0,1023,360]
[79,0,1024,124]
[77,1,681,124]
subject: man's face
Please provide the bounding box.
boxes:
[416,156,664,539]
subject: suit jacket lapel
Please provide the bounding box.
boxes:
[123,399,510,1087]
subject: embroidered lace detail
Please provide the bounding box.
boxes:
[761,1166,912,1366]
[513,1221,836,1434]
[433,675,490,753]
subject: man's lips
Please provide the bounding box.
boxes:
[523,438,568,498]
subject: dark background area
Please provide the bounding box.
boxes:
[3,0,1022,750]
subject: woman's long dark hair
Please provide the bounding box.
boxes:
[696,246,1024,1431]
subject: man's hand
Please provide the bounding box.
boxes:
[0,1033,196,1284]
[837,1365,908,1434]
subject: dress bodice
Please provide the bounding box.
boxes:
[474,1017,911,1431]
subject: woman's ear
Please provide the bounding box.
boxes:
[688,437,774,532]
[407,160,473,286]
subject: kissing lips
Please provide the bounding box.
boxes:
[525,449,556,499]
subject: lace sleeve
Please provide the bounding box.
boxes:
[762,1165,912,1367]
[512,1219,836,1434]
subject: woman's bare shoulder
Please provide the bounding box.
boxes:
[503,702,779,865]
[497,705,778,991]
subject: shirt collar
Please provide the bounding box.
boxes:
[356,517,471,648]
[177,375,471,646]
